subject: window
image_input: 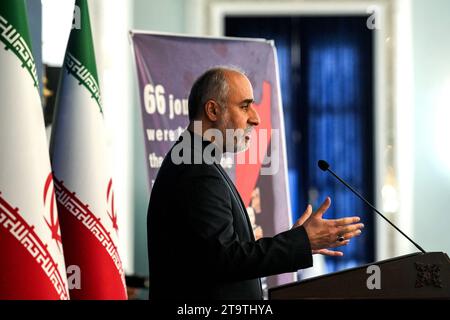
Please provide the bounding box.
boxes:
[226,16,375,272]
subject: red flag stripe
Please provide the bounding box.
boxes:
[0,193,69,299]
[53,179,126,292]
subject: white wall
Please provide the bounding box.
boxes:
[412,0,450,254]
[389,0,415,258]
[89,0,135,274]
[129,0,450,277]
[133,0,185,33]
[131,0,187,276]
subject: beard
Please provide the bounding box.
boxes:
[224,126,253,153]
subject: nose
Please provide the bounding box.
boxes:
[248,105,261,127]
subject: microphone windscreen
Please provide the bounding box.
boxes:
[318,160,330,171]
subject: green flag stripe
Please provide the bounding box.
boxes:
[0,1,33,50]
[0,1,39,89]
[64,0,102,113]
[64,52,102,112]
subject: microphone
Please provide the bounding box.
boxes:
[318,160,426,253]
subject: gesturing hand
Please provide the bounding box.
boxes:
[293,197,364,257]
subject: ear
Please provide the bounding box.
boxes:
[204,100,221,122]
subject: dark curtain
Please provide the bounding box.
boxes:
[226,16,374,273]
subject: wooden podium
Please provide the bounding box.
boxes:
[269,252,450,299]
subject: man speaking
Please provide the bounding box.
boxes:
[147,66,364,300]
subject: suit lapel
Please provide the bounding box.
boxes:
[213,163,255,240]
[185,130,254,240]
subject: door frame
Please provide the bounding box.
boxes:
[185,0,408,261]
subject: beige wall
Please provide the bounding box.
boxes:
[412,0,450,254]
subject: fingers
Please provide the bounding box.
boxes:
[328,239,350,248]
[338,223,364,235]
[312,197,331,218]
[333,216,361,226]
[313,249,344,257]
[340,229,362,240]
[294,204,312,227]
[328,227,363,249]
[314,225,363,251]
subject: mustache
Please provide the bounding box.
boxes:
[244,126,253,135]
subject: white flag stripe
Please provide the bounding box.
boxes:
[0,9,69,299]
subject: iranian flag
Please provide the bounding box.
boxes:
[50,0,127,299]
[0,0,69,299]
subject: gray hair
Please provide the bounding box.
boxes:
[188,66,245,121]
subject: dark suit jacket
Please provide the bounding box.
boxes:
[147,130,313,300]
